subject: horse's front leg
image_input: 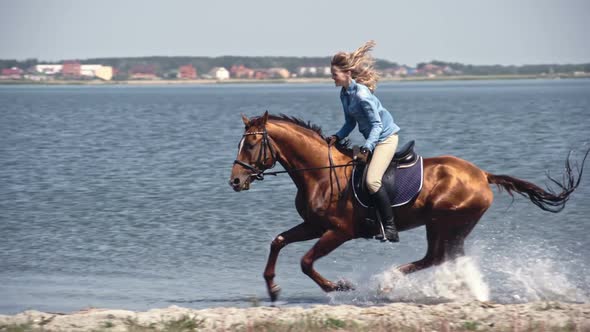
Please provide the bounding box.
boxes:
[263,222,323,302]
[300,229,353,292]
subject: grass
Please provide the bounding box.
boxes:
[101,321,115,329]
[122,315,204,332]
[0,313,585,332]
[461,320,480,331]
[0,322,38,332]
[239,315,354,332]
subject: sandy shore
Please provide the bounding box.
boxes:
[1,301,589,331]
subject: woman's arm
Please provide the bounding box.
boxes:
[334,110,356,140]
[360,100,383,152]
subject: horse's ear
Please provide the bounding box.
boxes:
[241,113,250,127]
[261,111,269,125]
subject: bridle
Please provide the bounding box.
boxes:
[233,127,358,189]
[233,128,277,181]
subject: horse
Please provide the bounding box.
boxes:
[229,111,588,302]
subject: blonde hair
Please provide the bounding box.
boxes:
[331,40,379,92]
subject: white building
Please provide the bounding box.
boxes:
[95,66,114,80]
[35,64,63,75]
[80,64,104,77]
[298,66,331,77]
[208,67,230,80]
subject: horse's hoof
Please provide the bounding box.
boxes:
[269,284,281,302]
[335,279,355,291]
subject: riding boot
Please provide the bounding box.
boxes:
[371,186,399,242]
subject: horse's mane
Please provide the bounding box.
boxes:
[251,113,353,154]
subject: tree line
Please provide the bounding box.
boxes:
[1,56,589,76]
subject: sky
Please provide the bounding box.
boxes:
[1,0,589,66]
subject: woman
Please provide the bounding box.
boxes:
[327,40,401,242]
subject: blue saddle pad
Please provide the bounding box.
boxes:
[352,156,423,208]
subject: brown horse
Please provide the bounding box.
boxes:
[229,111,587,302]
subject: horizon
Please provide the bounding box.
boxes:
[1,0,589,66]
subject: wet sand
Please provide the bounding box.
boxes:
[1,301,589,331]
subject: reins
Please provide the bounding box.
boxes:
[233,128,357,183]
[262,161,356,177]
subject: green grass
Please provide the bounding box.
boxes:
[461,320,480,331]
[122,315,205,332]
[0,322,37,332]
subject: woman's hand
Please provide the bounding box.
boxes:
[355,147,370,163]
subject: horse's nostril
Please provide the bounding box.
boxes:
[233,178,241,185]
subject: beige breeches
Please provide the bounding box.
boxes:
[366,134,399,194]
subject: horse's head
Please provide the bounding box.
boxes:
[229,111,277,192]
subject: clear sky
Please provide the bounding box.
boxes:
[1,0,589,66]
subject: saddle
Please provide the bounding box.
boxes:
[352,140,423,208]
[392,140,418,166]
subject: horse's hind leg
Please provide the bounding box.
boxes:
[396,223,439,274]
[263,222,323,302]
[441,216,482,261]
[396,216,481,275]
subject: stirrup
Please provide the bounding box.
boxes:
[373,212,388,242]
[375,223,387,241]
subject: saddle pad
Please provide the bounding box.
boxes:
[352,156,423,208]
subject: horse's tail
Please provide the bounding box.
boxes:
[485,149,589,213]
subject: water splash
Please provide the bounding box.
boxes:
[495,256,589,303]
[373,256,490,303]
[328,241,590,305]
[325,256,490,306]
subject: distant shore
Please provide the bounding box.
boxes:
[1,301,589,331]
[1,74,589,86]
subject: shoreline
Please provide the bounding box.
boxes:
[1,74,589,86]
[1,301,589,331]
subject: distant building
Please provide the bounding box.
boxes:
[178,64,197,79]
[62,60,81,77]
[129,64,159,80]
[297,66,330,77]
[230,65,254,79]
[442,66,461,75]
[129,73,159,80]
[267,67,290,79]
[1,67,24,79]
[419,64,443,76]
[35,64,63,75]
[80,64,104,77]
[208,67,229,80]
[381,66,409,77]
[253,69,270,80]
[94,66,114,81]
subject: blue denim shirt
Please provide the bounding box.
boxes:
[334,79,400,151]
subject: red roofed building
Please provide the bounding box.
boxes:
[62,60,81,78]
[178,64,197,79]
[253,69,270,80]
[1,67,24,79]
[230,65,254,79]
[129,64,159,80]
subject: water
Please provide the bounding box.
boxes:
[0,79,589,314]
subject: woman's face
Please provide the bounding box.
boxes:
[331,66,351,87]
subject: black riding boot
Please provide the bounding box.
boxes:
[371,186,399,242]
